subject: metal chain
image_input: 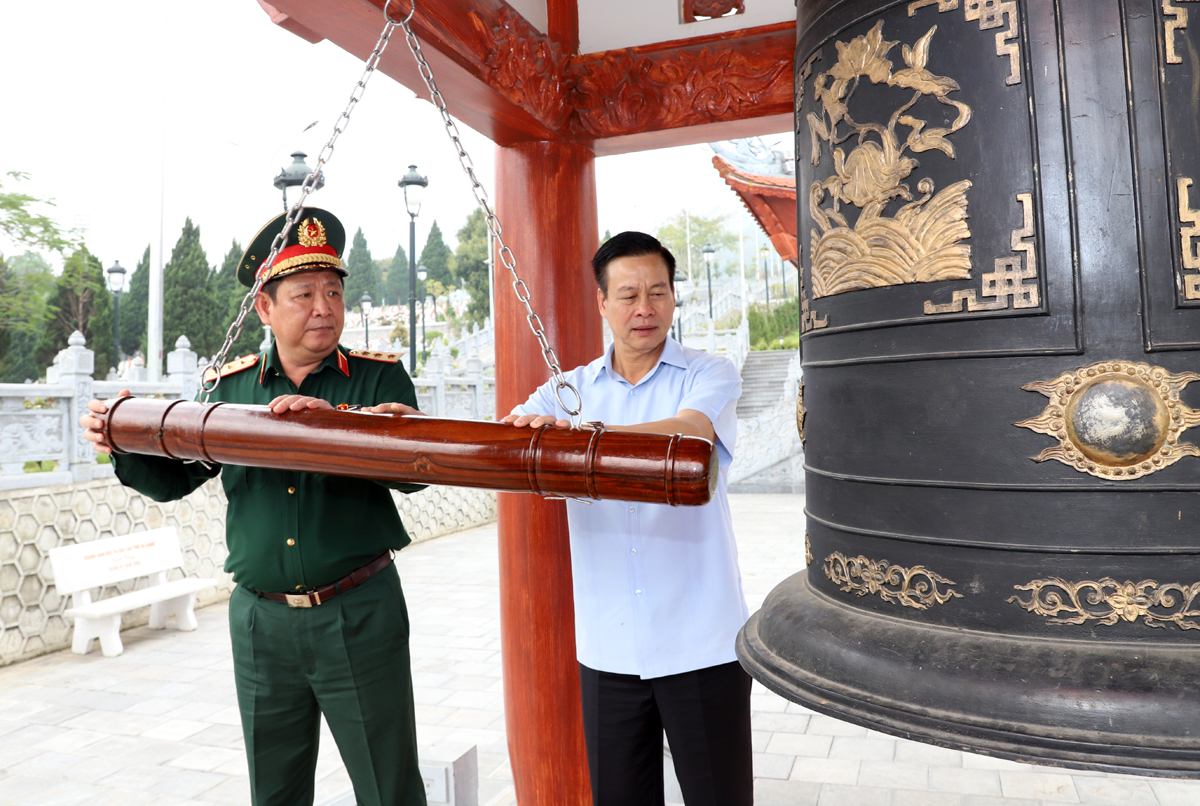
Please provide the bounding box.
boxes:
[203,0,582,424]
[200,3,410,402]
[393,1,583,422]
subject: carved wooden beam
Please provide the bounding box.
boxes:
[263,0,795,154]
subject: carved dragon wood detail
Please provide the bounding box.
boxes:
[466,7,793,140]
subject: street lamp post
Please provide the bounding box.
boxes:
[425,293,434,363]
[360,292,373,349]
[760,244,771,311]
[273,152,324,211]
[106,260,126,373]
[417,265,428,364]
[398,165,429,372]
[703,243,716,321]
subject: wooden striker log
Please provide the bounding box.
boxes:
[100,396,718,506]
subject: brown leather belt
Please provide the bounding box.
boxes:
[251,551,393,608]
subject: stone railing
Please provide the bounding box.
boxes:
[728,353,803,493]
[414,347,496,420]
[0,475,497,667]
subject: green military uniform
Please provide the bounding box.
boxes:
[111,208,428,806]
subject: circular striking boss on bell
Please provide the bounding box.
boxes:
[739,0,1200,777]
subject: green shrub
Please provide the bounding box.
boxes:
[748,298,800,350]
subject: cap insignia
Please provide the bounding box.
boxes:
[297,217,327,248]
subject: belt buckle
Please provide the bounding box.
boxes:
[284,593,313,608]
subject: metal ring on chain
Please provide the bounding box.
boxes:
[383,0,416,25]
[554,382,583,425]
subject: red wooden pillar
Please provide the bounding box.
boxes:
[494,141,601,806]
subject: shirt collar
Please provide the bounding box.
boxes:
[259,344,350,386]
[593,337,688,385]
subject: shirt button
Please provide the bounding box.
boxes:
[628,506,635,512]
[631,548,637,554]
[635,589,642,595]
[288,486,296,495]
[286,539,295,546]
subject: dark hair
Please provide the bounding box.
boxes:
[592,231,676,295]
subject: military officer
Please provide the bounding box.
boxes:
[80,208,429,806]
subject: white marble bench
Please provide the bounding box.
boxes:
[48,527,218,657]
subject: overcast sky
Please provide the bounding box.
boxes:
[1,0,789,287]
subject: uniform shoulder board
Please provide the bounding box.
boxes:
[202,353,260,382]
[349,349,401,364]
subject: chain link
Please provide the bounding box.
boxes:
[201,6,404,401]
[394,3,583,421]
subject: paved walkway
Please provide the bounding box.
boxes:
[1,493,1197,805]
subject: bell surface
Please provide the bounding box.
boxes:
[738,0,1200,777]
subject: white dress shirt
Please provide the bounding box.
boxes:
[512,337,749,679]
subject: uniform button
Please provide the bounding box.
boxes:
[288,486,296,494]
[286,539,295,546]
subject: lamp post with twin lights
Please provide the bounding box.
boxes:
[702,243,716,320]
[398,165,429,372]
[417,265,428,364]
[360,292,373,349]
[760,243,771,310]
[106,261,126,373]
[273,152,324,211]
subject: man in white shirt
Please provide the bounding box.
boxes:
[504,231,752,806]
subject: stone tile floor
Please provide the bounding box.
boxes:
[1,493,1197,805]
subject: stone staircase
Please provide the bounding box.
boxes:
[737,349,796,419]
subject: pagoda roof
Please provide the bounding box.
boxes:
[713,153,797,266]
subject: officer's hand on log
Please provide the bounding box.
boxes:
[267,395,335,414]
[364,402,425,416]
[502,413,571,429]
[79,390,131,454]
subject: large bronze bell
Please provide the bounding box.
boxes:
[738,0,1200,776]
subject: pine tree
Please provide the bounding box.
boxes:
[419,220,455,287]
[119,245,150,358]
[163,218,221,366]
[455,210,490,327]
[213,240,263,358]
[383,242,410,308]
[1,252,55,381]
[342,228,380,309]
[0,255,11,376]
[35,245,114,378]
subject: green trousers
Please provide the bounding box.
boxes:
[229,569,427,806]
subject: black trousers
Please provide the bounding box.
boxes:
[579,660,754,806]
